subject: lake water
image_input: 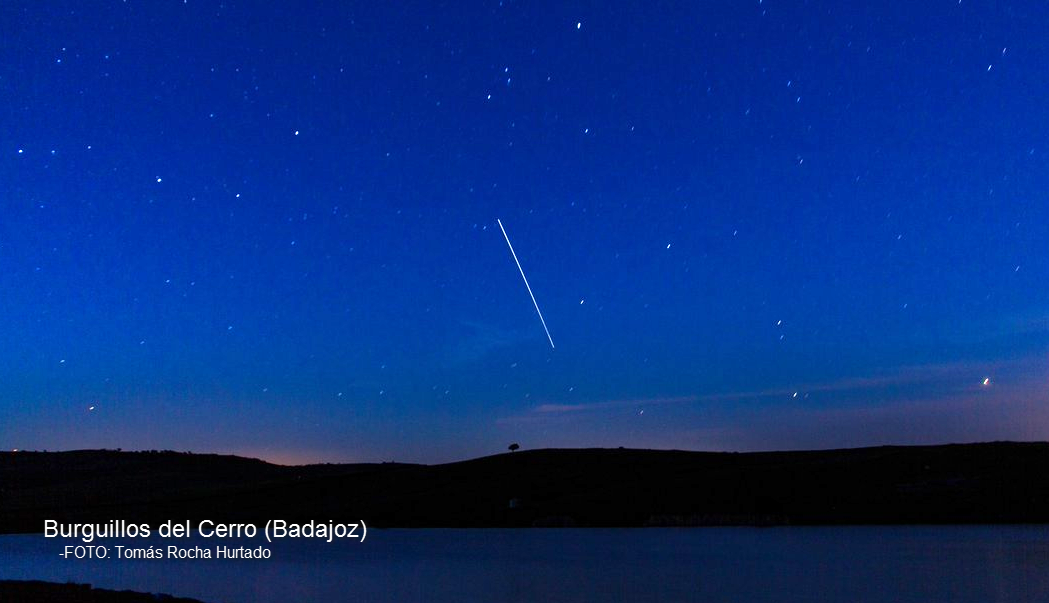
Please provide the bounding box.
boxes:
[3,526,1049,602]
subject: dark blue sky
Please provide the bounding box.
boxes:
[2,1,1047,464]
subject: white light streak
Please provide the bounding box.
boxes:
[497,218,555,349]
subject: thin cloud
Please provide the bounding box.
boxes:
[499,356,1041,425]
[534,396,699,414]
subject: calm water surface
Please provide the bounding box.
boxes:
[3,526,1049,602]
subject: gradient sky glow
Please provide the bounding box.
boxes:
[2,1,1048,464]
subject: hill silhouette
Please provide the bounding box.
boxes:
[3,442,1049,533]
[0,580,209,603]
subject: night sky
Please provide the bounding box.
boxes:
[2,1,1048,464]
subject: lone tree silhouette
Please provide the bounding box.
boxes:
[508,442,520,452]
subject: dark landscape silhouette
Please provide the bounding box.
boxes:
[0,580,208,603]
[3,442,1049,533]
